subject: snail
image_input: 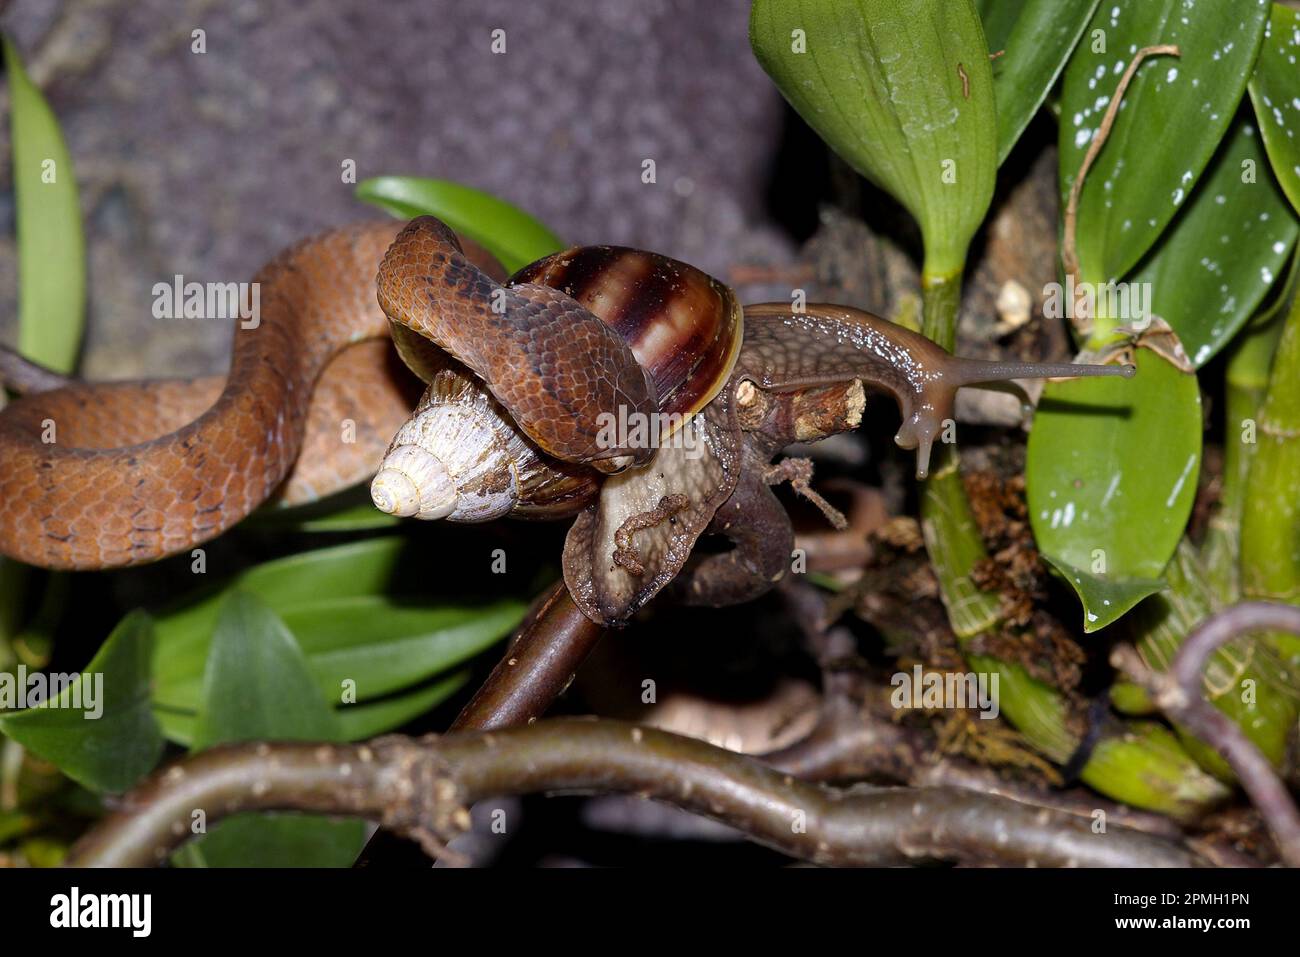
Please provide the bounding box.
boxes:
[370,216,741,521]
[372,216,1133,626]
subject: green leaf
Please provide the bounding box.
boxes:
[1130,115,1299,368]
[1249,2,1300,214]
[1129,541,1300,780]
[1041,555,1164,631]
[156,594,522,712]
[191,594,340,748]
[750,0,997,279]
[0,611,162,792]
[1059,0,1270,284]
[972,0,1022,52]
[1026,350,1202,631]
[979,0,1102,164]
[2,35,85,373]
[151,537,414,694]
[355,176,563,273]
[334,671,469,739]
[144,538,523,742]
[287,597,522,698]
[157,669,471,747]
[181,592,364,867]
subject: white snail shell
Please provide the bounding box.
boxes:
[371,388,520,523]
[369,444,459,520]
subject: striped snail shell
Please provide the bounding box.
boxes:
[512,245,743,437]
[371,235,743,523]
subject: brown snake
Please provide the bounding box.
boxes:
[0,221,510,570]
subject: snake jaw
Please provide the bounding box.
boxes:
[371,445,458,520]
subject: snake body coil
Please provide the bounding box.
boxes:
[0,222,462,569]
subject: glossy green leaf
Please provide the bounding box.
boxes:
[355,176,563,273]
[290,597,521,697]
[750,0,996,278]
[0,611,162,792]
[144,537,522,743]
[1041,555,1165,631]
[1249,2,1300,214]
[151,537,414,692]
[978,0,1102,164]
[2,35,85,372]
[157,669,471,747]
[972,0,1021,52]
[181,592,364,867]
[191,594,338,748]
[1130,116,1299,367]
[1026,350,1202,631]
[332,671,469,738]
[1059,0,1270,285]
[156,594,522,711]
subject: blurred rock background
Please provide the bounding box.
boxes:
[0,0,793,379]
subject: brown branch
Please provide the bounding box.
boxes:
[451,580,605,731]
[1111,601,1300,867]
[66,719,1204,868]
[364,530,606,867]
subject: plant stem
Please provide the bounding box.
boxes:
[1131,540,1299,780]
[917,270,1225,818]
[1203,315,1286,602]
[1241,291,1300,664]
[920,271,962,351]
